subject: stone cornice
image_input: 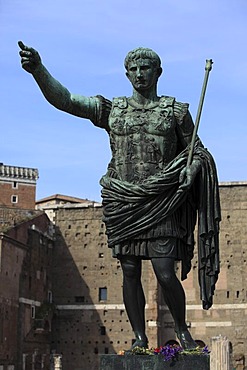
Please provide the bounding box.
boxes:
[219,181,247,187]
[0,163,39,182]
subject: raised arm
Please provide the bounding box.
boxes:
[18,41,94,119]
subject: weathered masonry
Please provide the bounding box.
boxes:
[0,182,247,370]
[39,182,247,370]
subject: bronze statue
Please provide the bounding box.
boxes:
[18,41,220,350]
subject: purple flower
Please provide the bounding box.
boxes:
[202,346,210,354]
[152,343,209,361]
[159,345,183,362]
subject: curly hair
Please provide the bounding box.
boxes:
[124,47,161,71]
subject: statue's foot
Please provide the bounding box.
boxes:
[176,329,197,350]
[131,337,148,350]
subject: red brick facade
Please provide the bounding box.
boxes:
[0,164,38,210]
[0,212,54,370]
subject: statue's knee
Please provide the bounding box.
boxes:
[158,271,175,287]
[122,262,139,279]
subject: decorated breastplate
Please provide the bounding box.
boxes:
[108,96,178,183]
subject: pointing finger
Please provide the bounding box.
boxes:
[18,41,36,55]
[18,41,27,50]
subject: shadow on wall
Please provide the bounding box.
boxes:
[51,224,115,370]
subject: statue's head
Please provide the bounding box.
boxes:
[124,47,161,71]
[124,47,162,91]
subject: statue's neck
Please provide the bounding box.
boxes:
[131,87,159,107]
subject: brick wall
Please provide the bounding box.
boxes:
[0,182,36,209]
[49,183,247,370]
[180,183,247,368]
[0,213,53,370]
[51,204,158,370]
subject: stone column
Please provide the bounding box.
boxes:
[41,354,46,369]
[22,354,27,370]
[210,335,230,370]
[32,350,38,370]
[53,355,62,370]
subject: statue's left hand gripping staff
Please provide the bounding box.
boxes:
[178,59,213,191]
[187,59,213,167]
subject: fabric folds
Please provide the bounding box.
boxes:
[100,146,221,310]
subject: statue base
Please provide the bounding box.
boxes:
[100,353,210,369]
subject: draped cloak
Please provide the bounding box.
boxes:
[100,145,221,310]
[89,95,221,310]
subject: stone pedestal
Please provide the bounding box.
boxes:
[100,354,210,370]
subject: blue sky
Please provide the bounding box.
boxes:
[1,0,247,202]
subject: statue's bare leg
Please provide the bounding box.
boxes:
[151,257,197,349]
[120,256,148,349]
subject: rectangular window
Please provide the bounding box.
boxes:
[48,290,53,303]
[0,318,3,343]
[12,181,18,189]
[11,195,18,203]
[31,305,35,319]
[99,287,107,301]
[100,326,106,335]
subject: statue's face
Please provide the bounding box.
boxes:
[126,58,159,91]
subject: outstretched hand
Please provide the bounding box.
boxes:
[18,41,41,74]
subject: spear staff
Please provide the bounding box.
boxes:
[186,59,213,167]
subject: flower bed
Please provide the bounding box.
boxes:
[121,344,209,362]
